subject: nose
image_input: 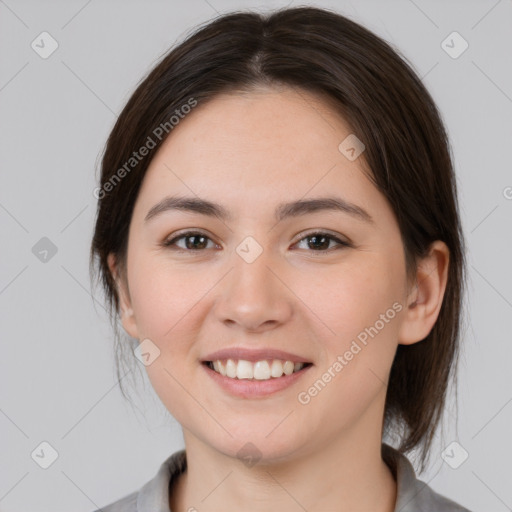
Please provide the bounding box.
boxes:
[213,245,293,333]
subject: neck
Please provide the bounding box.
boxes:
[170,432,397,512]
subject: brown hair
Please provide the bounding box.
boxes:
[90,6,467,472]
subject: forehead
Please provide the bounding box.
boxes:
[162,86,355,165]
[134,87,390,225]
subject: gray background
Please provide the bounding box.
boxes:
[1,0,511,510]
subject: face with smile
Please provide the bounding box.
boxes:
[109,86,448,465]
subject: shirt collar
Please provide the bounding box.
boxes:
[137,448,186,512]
[135,443,468,512]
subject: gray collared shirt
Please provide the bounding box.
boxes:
[93,444,472,511]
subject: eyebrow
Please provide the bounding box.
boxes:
[144,195,374,224]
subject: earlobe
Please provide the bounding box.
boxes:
[107,253,139,339]
[397,241,450,346]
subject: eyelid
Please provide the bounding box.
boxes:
[162,229,219,248]
[162,228,351,252]
[292,228,351,246]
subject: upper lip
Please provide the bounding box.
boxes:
[202,347,311,364]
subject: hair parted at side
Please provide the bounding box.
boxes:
[89,6,467,472]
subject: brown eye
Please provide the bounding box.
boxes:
[293,232,350,252]
[162,230,350,254]
[163,231,216,251]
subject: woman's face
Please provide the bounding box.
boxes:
[113,87,419,462]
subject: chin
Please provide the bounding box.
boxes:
[201,428,310,467]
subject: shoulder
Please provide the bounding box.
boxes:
[90,449,187,512]
[91,491,138,512]
[405,475,473,511]
[382,443,473,512]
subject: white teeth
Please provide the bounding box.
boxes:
[270,360,283,378]
[209,358,307,380]
[237,360,253,379]
[253,361,271,380]
[283,361,294,375]
[226,359,237,378]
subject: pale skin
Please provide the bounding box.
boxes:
[108,86,449,512]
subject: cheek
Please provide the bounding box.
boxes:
[128,258,208,340]
[292,258,403,413]
[292,258,403,347]
[294,265,402,432]
[130,262,207,423]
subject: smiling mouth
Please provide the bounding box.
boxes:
[202,359,313,381]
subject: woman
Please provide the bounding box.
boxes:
[90,6,470,511]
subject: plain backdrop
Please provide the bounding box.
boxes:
[1,0,511,511]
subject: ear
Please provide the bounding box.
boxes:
[107,253,140,340]
[397,241,450,345]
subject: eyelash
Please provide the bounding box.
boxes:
[161,230,351,254]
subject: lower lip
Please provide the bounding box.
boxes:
[201,362,313,398]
